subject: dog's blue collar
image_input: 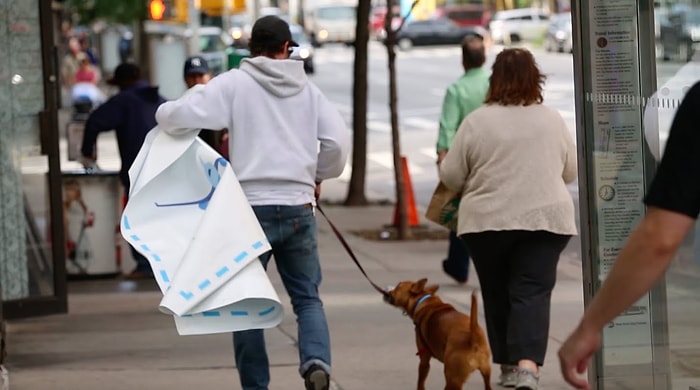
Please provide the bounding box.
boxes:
[412,294,432,314]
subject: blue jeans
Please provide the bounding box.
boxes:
[233,205,331,390]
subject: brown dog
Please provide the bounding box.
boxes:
[385,278,492,390]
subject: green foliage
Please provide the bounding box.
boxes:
[65,0,147,25]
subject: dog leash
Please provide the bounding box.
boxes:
[316,204,390,299]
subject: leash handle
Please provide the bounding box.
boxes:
[316,204,389,298]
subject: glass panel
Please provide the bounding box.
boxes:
[583,0,655,369]
[0,0,53,300]
[651,1,700,388]
[576,0,670,387]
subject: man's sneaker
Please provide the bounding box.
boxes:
[499,365,518,387]
[515,367,539,390]
[304,364,329,390]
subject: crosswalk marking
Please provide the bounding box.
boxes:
[420,148,436,159]
[404,117,436,130]
[366,120,393,133]
[369,151,424,175]
[431,88,446,97]
[313,44,466,65]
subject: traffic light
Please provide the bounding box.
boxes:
[172,0,189,23]
[149,0,166,20]
[148,0,188,23]
[199,0,247,16]
[232,0,244,12]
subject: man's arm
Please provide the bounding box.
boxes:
[559,207,693,389]
[436,86,460,162]
[155,73,231,134]
[315,95,351,182]
[582,207,691,329]
[80,97,125,162]
[559,81,700,389]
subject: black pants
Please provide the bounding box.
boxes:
[122,180,153,275]
[462,230,570,366]
[444,230,470,281]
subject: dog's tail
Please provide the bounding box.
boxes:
[470,289,479,335]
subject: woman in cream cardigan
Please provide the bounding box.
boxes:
[439,48,577,390]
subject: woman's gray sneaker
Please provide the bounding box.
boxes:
[499,365,519,387]
[515,367,539,390]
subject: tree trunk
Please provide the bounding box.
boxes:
[345,0,371,206]
[384,0,418,240]
[136,14,150,82]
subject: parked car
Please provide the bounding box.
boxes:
[658,5,700,62]
[544,12,572,53]
[289,24,315,74]
[433,4,490,28]
[394,18,486,50]
[197,26,234,75]
[369,5,401,39]
[488,8,550,43]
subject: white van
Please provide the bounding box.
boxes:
[305,4,357,46]
[489,8,550,43]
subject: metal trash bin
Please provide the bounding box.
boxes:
[61,170,122,279]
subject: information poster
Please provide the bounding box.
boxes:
[587,0,653,365]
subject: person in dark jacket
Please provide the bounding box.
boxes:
[80,62,166,279]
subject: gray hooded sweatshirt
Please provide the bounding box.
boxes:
[156,56,350,206]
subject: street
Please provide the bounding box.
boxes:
[310,41,582,255]
[310,41,576,203]
[60,41,693,274]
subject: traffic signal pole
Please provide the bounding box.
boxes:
[247,0,259,24]
[188,0,200,55]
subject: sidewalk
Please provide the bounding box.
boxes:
[4,178,584,389]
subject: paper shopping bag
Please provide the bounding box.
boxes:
[425,182,461,231]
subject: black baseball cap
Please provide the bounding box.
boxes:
[184,56,210,76]
[250,15,299,48]
[108,63,140,87]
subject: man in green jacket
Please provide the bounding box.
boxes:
[436,34,489,284]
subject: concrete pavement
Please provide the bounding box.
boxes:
[4,176,585,389]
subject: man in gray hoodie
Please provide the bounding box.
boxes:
[156,15,350,390]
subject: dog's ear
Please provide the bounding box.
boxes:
[425,284,440,294]
[411,278,428,294]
